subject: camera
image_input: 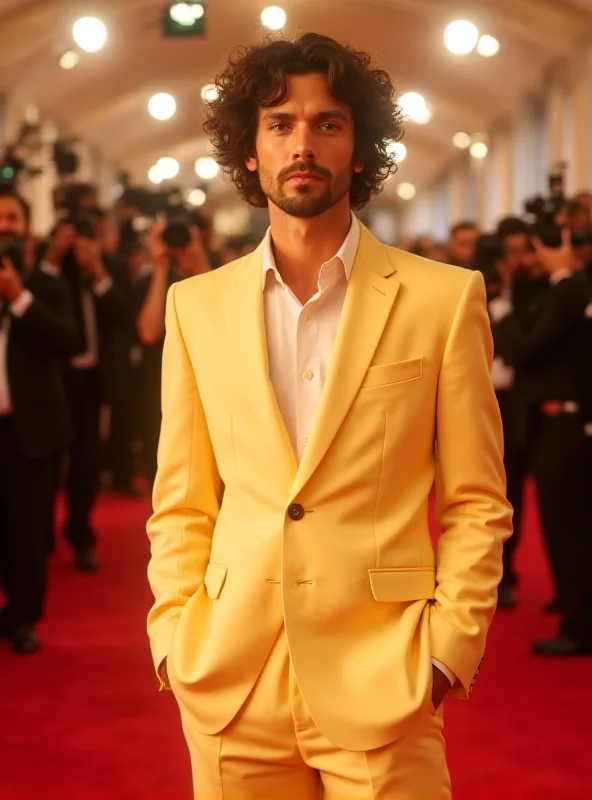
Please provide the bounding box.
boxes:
[523,163,567,248]
[0,238,24,273]
[161,207,207,250]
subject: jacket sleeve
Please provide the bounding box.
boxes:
[493,274,588,368]
[146,282,223,687]
[431,270,513,699]
[11,277,78,357]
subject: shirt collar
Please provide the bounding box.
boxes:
[262,212,360,291]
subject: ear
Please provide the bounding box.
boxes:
[245,154,257,173]
[352,157,364,174]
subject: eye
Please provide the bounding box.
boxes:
[320,122,340,131]
[270,123,290,132]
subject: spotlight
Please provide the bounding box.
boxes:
[188,188,207,207]
[386,141,406,163]
[163,3,206,36]
[444,20,479,55]
[453,132,471,149]
[148,93,177,121]
[261,6,287,30]
[148,165,164,185]
[399,92,430,124]
[59,51,80,70]
[201,84,219,103]
[477,35,500,57]
[396,183,416,200]
[156,157,180,179]
[470,142,488,159]
[195,157,219,180]
[72,17,107,53]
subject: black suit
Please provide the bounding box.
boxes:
[491,275,549,589]
[493,271,592,645]
[60,252,129,552]
[0,267,77,630]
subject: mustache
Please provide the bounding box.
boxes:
[279,161,331,183]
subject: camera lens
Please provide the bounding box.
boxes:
[162,221,191,249]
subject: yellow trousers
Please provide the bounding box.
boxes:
[170,627,452,799]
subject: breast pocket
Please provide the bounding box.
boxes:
[361,357,423,390]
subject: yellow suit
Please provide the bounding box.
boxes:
[147,223,512,758]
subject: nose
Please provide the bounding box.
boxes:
[290,123,316,163]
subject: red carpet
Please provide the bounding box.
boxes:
[1,482,591,799]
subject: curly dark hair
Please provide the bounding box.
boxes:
[203,33,404,209]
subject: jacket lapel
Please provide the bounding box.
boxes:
[289,225,399,500]
[229,248,299,491]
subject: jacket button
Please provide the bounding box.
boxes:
[288,503,305,521]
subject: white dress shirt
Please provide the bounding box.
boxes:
[0,290,34,416]
[262,213,456,688]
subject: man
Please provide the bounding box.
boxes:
[42,214,128,571]
[491,229,592,656]
[489,219,549,609]
[0,189,77,652]
[146,34,512,799]
[447,221,479,269]
[135,219,210,483]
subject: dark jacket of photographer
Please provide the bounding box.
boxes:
[492,271,592,422]
[2,264,78,459]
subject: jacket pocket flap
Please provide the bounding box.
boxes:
[204,563,227,600]
[361,358,423,389]
[368,567,435,602]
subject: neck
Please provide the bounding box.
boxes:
[268,197,352,299]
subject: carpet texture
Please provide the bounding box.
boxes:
[1,481,591,799]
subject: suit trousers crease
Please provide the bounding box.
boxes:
[169,625,452,800]
[0,417,54,627]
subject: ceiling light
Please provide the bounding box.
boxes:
[195,157,220,180]
[59,51,80,70]
[72,17,107,53]
[399,92,429,124]
[201,84,219,103]
[188,188,207,207]
[470,141,488,159]
[148,165,164,185]
[156,157,180,179]
[396,183,416,200]
[148,93,177,121]
[386,141,407,162]
[477,35,500,57]
[413,106,432,125]
[261,6,287,30]
[453,132,471,149]
[444,20,479,56]
[170,2,205,25]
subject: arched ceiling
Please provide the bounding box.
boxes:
[1,0,591,206]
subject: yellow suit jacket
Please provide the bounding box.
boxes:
[146,222,513,752]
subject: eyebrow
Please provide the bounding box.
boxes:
[261,109,350,124]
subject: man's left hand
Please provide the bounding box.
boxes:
[0,257,24,303]
[431,665,451,711]
[172,225,210,276]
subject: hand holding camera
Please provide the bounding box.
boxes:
[45,223,77,267]
[0,256,24,303]
[73,236,107,283]
[533,227,573,277]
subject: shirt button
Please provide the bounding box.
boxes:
[303,370,314,381]
[301,313,309,323]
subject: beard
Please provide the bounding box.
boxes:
[258,161,352,219]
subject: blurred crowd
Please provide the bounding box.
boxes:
[0,180,591,658]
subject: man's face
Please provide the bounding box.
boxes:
[246,72,362,218]
[503,232,530,272]
[0,196,27,244]
[449,227,478,266]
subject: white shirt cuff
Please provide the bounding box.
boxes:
[549,269,572,285]
[9,289,34,318]
[432,658,456,687]
[489,296,513,323]
[93,275,113,297]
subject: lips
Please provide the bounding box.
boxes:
[288,172,323,182]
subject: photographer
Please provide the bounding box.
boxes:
[0,189,77,653]
[490,229,592,656]
[43,214,129,572]
[136,217,210,482]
